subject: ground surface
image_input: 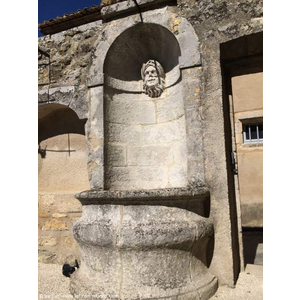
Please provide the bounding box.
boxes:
[38,263,263,300]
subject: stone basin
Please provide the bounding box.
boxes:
[70,187,218,300]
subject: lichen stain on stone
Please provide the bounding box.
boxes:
[168,14,181,35]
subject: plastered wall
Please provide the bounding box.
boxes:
[232,72,263,227]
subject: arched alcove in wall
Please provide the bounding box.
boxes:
[103,23,188,190]
[38,104,89,193]
[104,23,181,82]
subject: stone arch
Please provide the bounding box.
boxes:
[38,103,89,192]
[87,10,201,87]
[103,23,181,84]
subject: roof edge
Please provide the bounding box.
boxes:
[38,0,176,36]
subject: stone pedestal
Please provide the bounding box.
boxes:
[70,188,218,300]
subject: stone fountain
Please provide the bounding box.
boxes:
[70,8,218,300]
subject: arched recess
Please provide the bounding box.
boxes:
[38,103,89,193]
[86,10,203,189]
[104,23,181,83]
[87,10,201,87]
[103,23,188,190]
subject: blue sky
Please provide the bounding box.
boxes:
[38,0,102,37]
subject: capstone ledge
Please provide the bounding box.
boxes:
[76,187,210,205]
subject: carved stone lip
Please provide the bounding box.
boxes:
[75,186,210,205]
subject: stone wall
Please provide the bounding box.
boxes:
[38,193,82,264]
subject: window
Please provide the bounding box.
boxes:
[243,123,263,143]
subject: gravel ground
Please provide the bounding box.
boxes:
[38,263,262,300]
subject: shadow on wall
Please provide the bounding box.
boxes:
[242,229,263,266]
[38,103,86,144]
[38,103,89,193]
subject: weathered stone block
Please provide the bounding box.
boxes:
[127,145,173,166]
[181,66,202,80]
[39,237,58,247]
[106,97,156,124]
[38,193,82,213]
[156,92,184,123]
[106,144,127,166]
[172,140,188,164]
[52,213,67,218]
[106,122,142,144]
[121,250,192,298]
[42,219,68,231]
[168,164,188,187]
[142,116,186,144]
[182,79,201,108]
[38,249,57,264]
[89,86,104,138]
[187,160,205,186]
[38,212,49,218]
[106,166,169,190]
[61,236,77,247]
[73,205,120,248]
[90,165,104,189]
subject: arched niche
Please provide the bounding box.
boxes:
[103,23,188,190]
[87,10,201,87]
[86,10,202,190]
[104,23,181,84]
[38,103,89,193]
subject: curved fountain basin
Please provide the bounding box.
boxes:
[70,187,217,300]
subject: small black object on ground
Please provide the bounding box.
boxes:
[62,259,79,277]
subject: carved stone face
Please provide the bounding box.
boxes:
[144,66,160,87]
[141,60,165,98]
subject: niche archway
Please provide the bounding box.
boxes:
[103,23,188,190]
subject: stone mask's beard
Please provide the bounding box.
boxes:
[143,79,165,98]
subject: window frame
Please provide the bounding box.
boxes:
[243,123,263,144]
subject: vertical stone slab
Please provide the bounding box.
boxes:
[200,41,236,286]
[182,66,205,187]
[86,85,105,189]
